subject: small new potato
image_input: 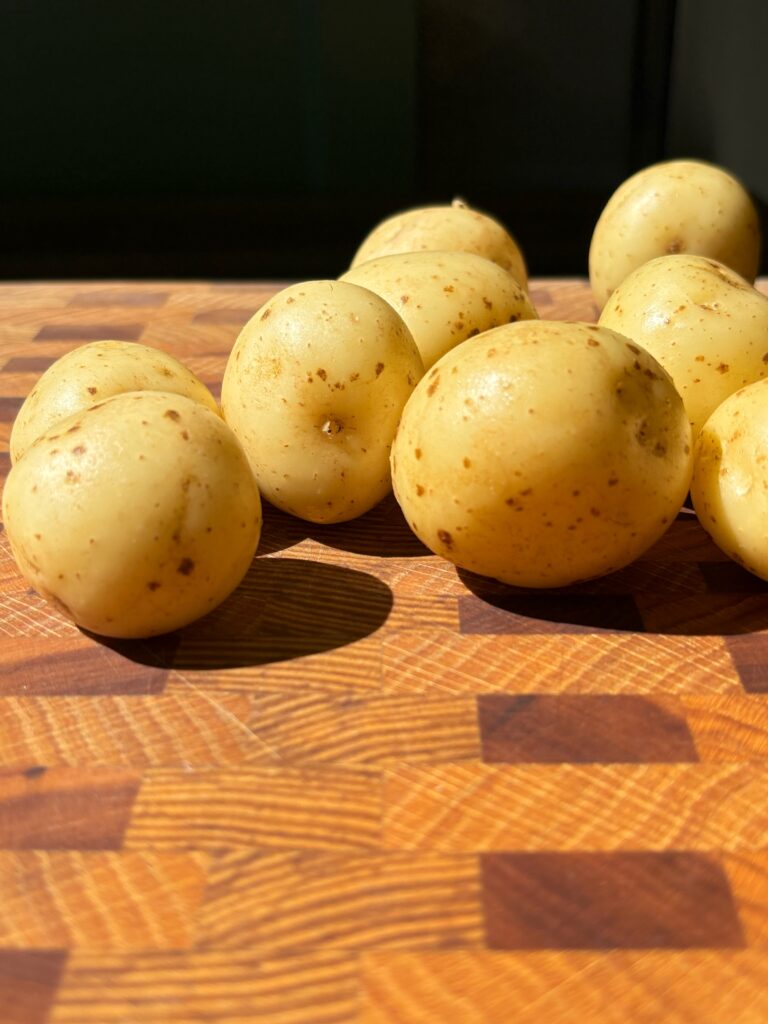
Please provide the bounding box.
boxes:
[2,392,262,638]
[11,340,219,464]
[221,280,424,523]
[692,379,768,580]
[391,321,693,588]
[590,159,760,309]
[341,250,537,370]
[350,198,528,288]
[599,254,768,436]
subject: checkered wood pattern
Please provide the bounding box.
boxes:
[1,279,768,1023]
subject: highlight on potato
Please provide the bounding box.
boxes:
[589,158,761,310]
[390,320,693,588]
[350,197,528,290]
[341,250,537,370]
[221,279,424,524]
[599,254,768,437]
[10,339,220,464]
[2,391,262,639]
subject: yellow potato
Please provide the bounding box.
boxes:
[341,250,537,370]
[10,340,219,463]
[599,254,768,436]
[691,379,768,580]
[2,392,261,638]
[221,280,424,524]
[590,159,761,310]
[391,321,692,587]
[350,198,528,288]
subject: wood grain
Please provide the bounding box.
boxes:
[1,278,768,1022]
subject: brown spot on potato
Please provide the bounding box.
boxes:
[72,445,86,456]
[401,294,410,304]
[487,348,497,357]
[463,457,471,468]
[626,343,641,355]
[87,386,97,395]
[65,470,80,483]
[590,507,601,517]
[349,372,360,382]
[508,314,519,323]
[666,238,683,254]
[587,338,600,347]
[177,558,195,575]
[416,484,425,496]
[443,285,454,293]
[483,297,493,309]
[437,529,453,548]
[414,448,422,460]
[165,410,180,421]
[520,488,533,496]
[261,307,272,320]
[716,363,730,374]
[317,368,327,381]
[375,363,385,377]
[181,430,189,440]
[427,379,440,397]
[608,477,619,486]
[66,424,81,433]
[147,581,161,591]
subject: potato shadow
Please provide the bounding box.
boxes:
[305,492,431,558]
[98,556,393,669]
[457,551,768,638]
[257,501,310,555]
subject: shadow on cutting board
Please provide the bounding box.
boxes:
[99,557,393,670]
[457,557,768,638]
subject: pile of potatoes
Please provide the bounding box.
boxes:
[3,161,767,637]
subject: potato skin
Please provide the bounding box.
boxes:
[590,159,761,310]
[341,251,537,370]
[599,254,768,437]
[691,379,768,580]
[391,321,692,588]
[11,340,219,464]
[221,280,424,524]
[2,392,261,638]
[350,200,528,288]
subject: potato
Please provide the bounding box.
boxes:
[10,340,219,463]
[691,379,768,580]
[350,198,528,288]
[220,280,424,524]
[2,392,261,638]
[599,254,768,436]
[340,250,537,370]
[590,159,761,309]
[391,321,692,588]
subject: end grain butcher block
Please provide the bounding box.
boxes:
[1,279,768,1024]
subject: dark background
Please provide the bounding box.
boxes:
[0,0,765,280]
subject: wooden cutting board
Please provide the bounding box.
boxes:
[1,279,768,1024]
